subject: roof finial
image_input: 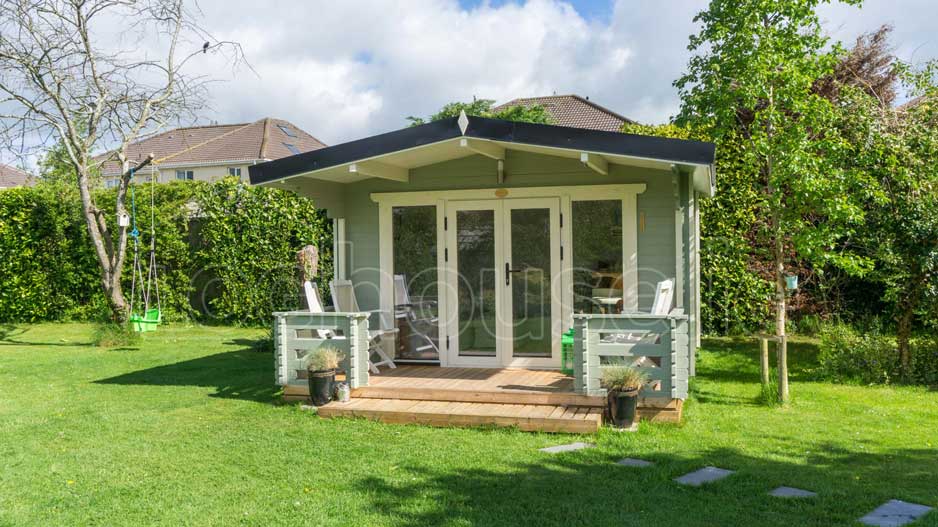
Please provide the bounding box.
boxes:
[457,110,469,135]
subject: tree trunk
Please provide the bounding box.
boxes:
[773,216,789,403]
[764,82,788,404]
[74,159,138,324]
[896,288,918,379]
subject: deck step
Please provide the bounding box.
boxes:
[317,398,603,434]
[352,385,605,407]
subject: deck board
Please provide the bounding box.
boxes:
[318,398,602,434]
[297,365,682,431]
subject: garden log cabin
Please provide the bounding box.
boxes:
[252,113,716,432]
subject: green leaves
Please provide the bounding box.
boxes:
[407,99,552,126]
[195,178,333,325]
[0,178,333,326]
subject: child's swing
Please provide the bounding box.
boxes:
[129,164,162,332]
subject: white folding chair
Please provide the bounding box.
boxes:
[393,274,440,359]
[601,278,674,344]
[329,279,397,374]
[303,281,333,339]
[650,279,675,316]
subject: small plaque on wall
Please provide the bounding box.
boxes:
[494,188,508,198]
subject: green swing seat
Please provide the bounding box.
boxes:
[130,308,161,333]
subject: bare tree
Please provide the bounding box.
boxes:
[0,0,243,321]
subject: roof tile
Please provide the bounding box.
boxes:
[493,94,634,133]
[98,118,326,175]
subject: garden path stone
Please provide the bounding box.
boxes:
[539,442,594,454]
[859,499,933,527]
[617,458,653,467]
[769,486,817,498]
[674,466,734,486]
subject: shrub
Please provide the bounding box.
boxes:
[908,336,938,386]
[600,365,649,392]
[303,346,344,372]
[818,323,899,384]
[92,323,140,348]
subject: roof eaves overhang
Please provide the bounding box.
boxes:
[249,115,717,196]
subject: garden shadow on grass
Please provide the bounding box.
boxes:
[94,348,278,403]
[351,444,938,527]
[0,323,92,347]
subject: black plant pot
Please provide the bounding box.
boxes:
[308,369,336,406]
[608,388,640,429]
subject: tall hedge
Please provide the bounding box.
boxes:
[196,178,333,324]
[0,178,332,325]
[0,184,102,321]
[623,123,772,335]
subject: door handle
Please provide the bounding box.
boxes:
[505,262,523,286]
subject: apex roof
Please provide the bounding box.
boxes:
[99,118,326,175]
[0,163,32,188]
[493,94,635,133]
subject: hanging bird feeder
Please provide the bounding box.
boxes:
[785,274,799,291]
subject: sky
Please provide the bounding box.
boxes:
[184,0,938,145]
[7,0,938,165]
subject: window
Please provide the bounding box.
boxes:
[282,143,301,155]
[392,205,439,361]
[105,179,120,189]
[227,167,242,178]
[571,200,623,314]
[175,170,194,181]
[277,124,297,138]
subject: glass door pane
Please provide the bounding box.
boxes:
[508,207,552,358]
[392,205,439,361]
[455,209,497,357]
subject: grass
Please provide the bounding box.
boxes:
[0,323,935,526]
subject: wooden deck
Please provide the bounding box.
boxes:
[284,365,682,433]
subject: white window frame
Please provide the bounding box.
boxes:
[175,169,194,181]
[227,167,242,178]
[372,183,645,368]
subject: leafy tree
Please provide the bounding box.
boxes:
[675,0,872,402]
[0,0,241,323]
[408,98,552,126]
[839,65,938,375]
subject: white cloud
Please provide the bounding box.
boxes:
[109,0,938,145]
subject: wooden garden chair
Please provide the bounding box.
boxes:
[329,279,397,374]
[393,274,440,358]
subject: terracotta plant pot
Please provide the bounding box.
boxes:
[307,369,336,406]
[607,388,640,429]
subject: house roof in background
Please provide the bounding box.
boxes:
[898,95,928,111]
[99,118,326,175]
[0,163,32,188]
[493,94,636,132]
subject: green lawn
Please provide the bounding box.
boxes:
[1,323,935,526]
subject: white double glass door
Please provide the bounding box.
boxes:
[443,198,561,368]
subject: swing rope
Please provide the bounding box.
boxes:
[127,164,161,325]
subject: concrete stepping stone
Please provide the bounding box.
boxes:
[859,499,933,527]
[674,466,734,486]
[539,442,594,454]
[769,486,817,498]
[617,458,653,467]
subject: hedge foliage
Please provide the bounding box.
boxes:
[818,323,938,386]
[622,123,772,335]
[0,178,332,325]
[0,184,102,321]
